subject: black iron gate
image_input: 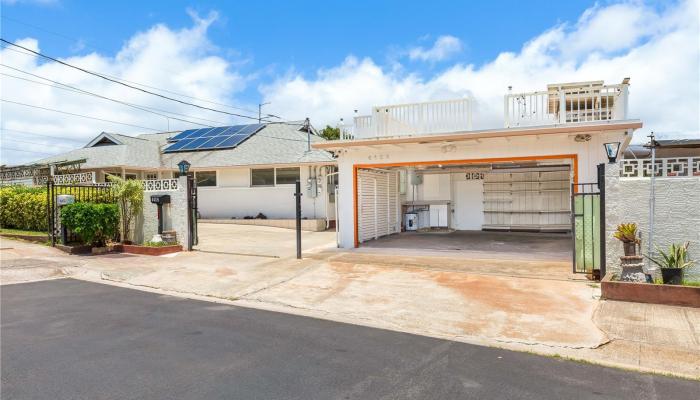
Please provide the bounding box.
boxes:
[571,164,606,279]
[186,174,198,250]
[47,180,117,246]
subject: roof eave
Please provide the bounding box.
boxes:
[312,120,643,150]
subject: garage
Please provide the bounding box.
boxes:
[354,157,573,247]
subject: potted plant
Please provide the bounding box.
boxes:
[645,242,696,285]
[60,202,120,254]
[613,223,640,256]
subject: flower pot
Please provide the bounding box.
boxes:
[661,268,684,285]
[623,242,637,256]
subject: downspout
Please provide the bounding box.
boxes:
[326,169,339,230]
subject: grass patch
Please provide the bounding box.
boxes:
[0,228,47,237]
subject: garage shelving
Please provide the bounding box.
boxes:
[482,169,571,232]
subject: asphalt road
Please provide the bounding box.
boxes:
[1,279,697,399]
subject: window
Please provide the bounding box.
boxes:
[125,173,137,180]
[275,167,300,185]
[196,171,217,187]
[251,168,274,186]
[145,173,158,180]
[104,172,119,182]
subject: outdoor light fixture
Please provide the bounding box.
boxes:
[177,160,191,176]
[603,142,621,163]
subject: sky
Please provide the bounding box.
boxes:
[1,0,699,165]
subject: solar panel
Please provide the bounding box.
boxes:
[163,124,265,153]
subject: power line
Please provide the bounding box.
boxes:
[0,68,217,129]
[1,99,162,131]
[0,16,274,117]
[0,137,75,148]
[0,39,269,121]
[1,64,243,127]
[0,146,54,155]
[0,128,85,142]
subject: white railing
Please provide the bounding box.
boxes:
[52,171,96,184]
[345,98,473,139]
[620,157,700,178]
[505,83,629,128]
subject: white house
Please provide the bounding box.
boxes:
[314,79,643,253]
[7,121,337,227]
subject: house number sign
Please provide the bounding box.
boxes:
[465,172,484,180]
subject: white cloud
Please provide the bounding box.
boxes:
[408,35,463,62]
[0,11,252,165]
[263,0,700,142]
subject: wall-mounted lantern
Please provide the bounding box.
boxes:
[604,142,621,163]
[177,160,191,177]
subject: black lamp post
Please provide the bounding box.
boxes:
[177,160,191,177]
[603,142,621,163]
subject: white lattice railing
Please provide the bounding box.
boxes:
[52,172,96,184]
[505,83,629,128]
[620,157,700,178]
[142,179,179,191]
[344,98,473,139]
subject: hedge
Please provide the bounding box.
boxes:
[0,185,117,232]
[60,202,119,246]
[0,186,48,231]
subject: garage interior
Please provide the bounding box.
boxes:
[355,158,574,266]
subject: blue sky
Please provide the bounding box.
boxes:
[1,0,698,164]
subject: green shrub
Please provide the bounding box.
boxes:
[0,186,48,231]
[60,202,119,246]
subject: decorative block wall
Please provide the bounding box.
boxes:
[605,163,700,281]
[140,176,190,249]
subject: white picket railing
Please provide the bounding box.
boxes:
[620,157,700,178]
[504,83,629,128]
[344,98,473,139]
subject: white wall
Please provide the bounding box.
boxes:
[197,165,330,220]
[605,163,700,281]
[336,129,630,248]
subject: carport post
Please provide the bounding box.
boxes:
[295,180,302,259]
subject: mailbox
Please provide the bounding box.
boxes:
[150,195,171,234]
[150,195,170,205]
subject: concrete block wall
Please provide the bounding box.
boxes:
[140,176,190,248]
[605,164,700,281]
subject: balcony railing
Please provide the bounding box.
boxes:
[342,98,473,140]
[620,157,700,178]
[504,83,629,128]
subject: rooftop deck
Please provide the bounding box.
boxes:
[340,79,630,140]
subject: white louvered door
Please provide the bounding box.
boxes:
[358,169,400,243]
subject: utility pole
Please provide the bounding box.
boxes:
[258,102,270,123]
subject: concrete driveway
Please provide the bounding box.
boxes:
[194,222,336,258]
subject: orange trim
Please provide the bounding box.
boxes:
[352,154,578,248]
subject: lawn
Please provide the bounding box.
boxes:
[0,228,48,237]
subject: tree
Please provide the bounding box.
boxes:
[110,176,144,243]
[320,125,340,140]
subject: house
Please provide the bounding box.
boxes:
[5,122,337,226]
[314,79,643,263]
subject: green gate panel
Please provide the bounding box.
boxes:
[574,195,600,274]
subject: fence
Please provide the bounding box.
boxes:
[619,157,700,178]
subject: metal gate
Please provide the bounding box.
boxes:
[186,174,198,250]
[47,180,117,246]
[571,164,606,278]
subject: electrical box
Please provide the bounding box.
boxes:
[306,178,318,198]
[150,195,171,205]
[56,194,75,206]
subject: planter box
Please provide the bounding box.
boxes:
[55,243,92,255]
[119,244,182,256]
[601,274,700,308]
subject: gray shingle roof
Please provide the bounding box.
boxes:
[30,123,335,170]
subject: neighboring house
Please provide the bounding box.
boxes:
[6,122,337,223]
[314,79,643,250]
[623,138,700,159]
